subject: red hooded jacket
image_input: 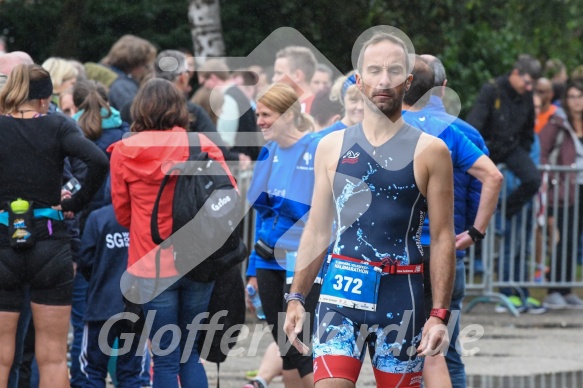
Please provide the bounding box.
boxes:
[108,127,235,278]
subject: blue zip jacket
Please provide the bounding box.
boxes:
[425,95,490,231]
[403,110,483,259]
[78,203,129,322]
[246,133,322,276]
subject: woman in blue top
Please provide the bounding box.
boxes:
[246,83,321,388]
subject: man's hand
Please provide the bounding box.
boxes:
[417,317,450,357]
[455,231,474,250]
[238,153,252,171]
[284,300,309,355]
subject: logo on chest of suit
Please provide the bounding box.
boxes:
[297,152,314,171]
[342,150,360,164]
[273,155,279,163]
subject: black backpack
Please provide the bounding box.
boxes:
[150,133,247,283]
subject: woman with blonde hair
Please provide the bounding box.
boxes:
[319,71,364,136]
[41,57,78,106]
[245,83,321,388]
[0,64,108,387]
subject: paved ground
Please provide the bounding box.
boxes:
[204,304,583,387]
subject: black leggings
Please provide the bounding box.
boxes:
[0,239,73,311]
[256,269,320,378]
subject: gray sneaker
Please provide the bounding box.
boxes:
[543,292,568,309]
[563,293,583,309]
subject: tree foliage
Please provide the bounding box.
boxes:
[1,0,582,113]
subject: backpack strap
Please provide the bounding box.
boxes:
[189,132,206,160]
[150,160,184,297]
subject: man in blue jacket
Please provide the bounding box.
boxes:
[403,56,503,388]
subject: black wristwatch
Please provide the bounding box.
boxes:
[468,226,485,243]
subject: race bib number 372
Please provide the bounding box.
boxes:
[319,258,381,311]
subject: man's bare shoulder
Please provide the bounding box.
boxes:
[316,130,344,162]
[415,132,450,161]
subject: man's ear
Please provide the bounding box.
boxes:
[405,74,413,91]
[356,73,363,91]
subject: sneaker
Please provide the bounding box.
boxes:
[543,292,568,309]
[524,297,547,314]
[243,378,267,388]
[563,293,583,309]
[495,295,526,313]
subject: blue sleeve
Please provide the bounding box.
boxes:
[466,176,482,228]
[77,211,99,280]
[450,125,484,172]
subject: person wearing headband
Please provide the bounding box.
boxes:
[0,63,108,387]
[319,71,364,137]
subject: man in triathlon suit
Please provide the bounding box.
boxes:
[284,32,456,388]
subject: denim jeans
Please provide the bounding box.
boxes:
[138,276,214,388]
[447,260,467,388]
[423,248,467,388]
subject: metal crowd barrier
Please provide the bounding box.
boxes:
[236,164,583,316]
[465,164,583,315]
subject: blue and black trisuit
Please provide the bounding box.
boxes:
[313,123,427,387]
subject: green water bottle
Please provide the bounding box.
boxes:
[10,198,30,214]
[9,198,34,249]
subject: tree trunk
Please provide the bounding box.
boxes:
[53,0,85,59]
[188,0,226,63]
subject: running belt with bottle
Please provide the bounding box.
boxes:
[314,123,428,387]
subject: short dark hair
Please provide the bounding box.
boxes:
[310,87,343,126]
[514,54,542,79]
[357,32,410,75]
[403,56,433,107]
[131,79,189,132]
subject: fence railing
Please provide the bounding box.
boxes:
[236,164,583,316]
[465,164,583,315]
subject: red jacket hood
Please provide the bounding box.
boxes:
[107,127,189,184]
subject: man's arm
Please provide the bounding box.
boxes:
[416,135,456,355]
[457,155,503,249]
[284,133,339,347]
[466,83,495,140]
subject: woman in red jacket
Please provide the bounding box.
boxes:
[109,78,231,387]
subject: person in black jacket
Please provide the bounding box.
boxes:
[0,64,108,388]
[466,54,542,218]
